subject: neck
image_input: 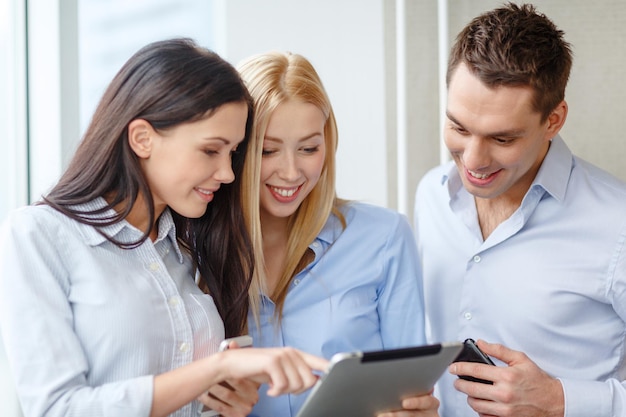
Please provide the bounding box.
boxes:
[260,212,291,296]
[111,193,162,241]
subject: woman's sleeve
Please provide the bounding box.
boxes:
[0,209,153,417]
[377,212,427,348]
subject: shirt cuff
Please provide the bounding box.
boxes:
[107,374,154,416]
[560,378,612,417]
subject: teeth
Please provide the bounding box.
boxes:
[271,186,297,197]
[196,188,213,195]
[468,170,490,180]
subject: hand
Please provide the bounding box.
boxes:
[376,391,440,417]
[198,378,260,417]
[449,340,564,417]
[219,347,328,397]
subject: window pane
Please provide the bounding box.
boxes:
[78,0,217,133]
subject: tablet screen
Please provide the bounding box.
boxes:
[295,342,463,417]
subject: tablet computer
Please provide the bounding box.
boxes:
[295,342,463,417]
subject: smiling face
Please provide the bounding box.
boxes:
[135,101,248,219]
[444,63,565,204]
[259,99,326,223]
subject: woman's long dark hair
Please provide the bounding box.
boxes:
[43,38,254,337]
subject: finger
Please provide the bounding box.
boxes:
[400,393,439,411]
[197,390,228,413]
[290,352,328,392]
[266,348,322,396]
[265,351,299,397]
[476,340,523,365]
[449,361,496,386]
[377,408,439,417]
[199,381,257,416]
[452,375,496,402]
[299,350,330,372]
[467,395,502,417]
[226,378,260,403]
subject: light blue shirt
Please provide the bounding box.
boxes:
[414,136,626,417]
[249,201,426,417]
[0,199,224,417]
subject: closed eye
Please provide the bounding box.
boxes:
[301,145,320,154]
[450,124,469,135]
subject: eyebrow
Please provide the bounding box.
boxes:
[201,137,234,145]
[264,132,323,143]
[446,111,526,138]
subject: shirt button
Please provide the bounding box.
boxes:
[463,312,472,320]
[473,255,481,263]
[179,342,189,353]
[312,242,320,248]
[293,279,301,286]
[149,262,160,271]
[168,296,180,307]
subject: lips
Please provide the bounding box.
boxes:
[194,187,216,202]
[267,185,301,203]
[468,169,492,180]
[465,167,500,185]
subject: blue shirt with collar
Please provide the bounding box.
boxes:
[414,136,626,417]
[0,198,224,417]
[249,201,426,417]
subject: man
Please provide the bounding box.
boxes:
[414,3,626,417]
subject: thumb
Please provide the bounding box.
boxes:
[476,339,519,365]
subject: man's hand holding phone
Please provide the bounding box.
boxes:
[452,338,496,384]
[449,339,565,417]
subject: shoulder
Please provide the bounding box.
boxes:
[569,157,626,216]
[416,162,455,196]
[3,204,62,232]
[572,156,626,197]
[1,204,81,245]
[339,201,411,234]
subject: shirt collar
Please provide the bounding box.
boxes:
[315,209,343,247]
[75,197,185,263]
[442,134,573,204]
[529,135,572,203]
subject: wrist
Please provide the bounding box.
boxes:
[548,377,565,417]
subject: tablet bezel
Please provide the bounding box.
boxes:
[295,342,463,417]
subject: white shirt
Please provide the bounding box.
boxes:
[414,136,626,417]
[0,199,224,417]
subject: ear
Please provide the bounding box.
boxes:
[544,100,568,140]
[128,119,155,159]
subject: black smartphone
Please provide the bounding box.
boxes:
[453,338,495,384]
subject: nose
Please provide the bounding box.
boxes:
[462,137,490,171]
[277,151,300,182]
[214,153,235,184]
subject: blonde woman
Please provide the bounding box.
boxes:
[237,52,436,417]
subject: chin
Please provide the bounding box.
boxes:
[175,205,209,219]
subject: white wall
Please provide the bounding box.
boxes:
[220,0,390,208]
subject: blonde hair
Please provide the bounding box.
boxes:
[238,51,345,324]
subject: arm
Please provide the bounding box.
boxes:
[377,213,426,348]
[0,209,327,417]
[151,347,326,417]
[377,213,434,416]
